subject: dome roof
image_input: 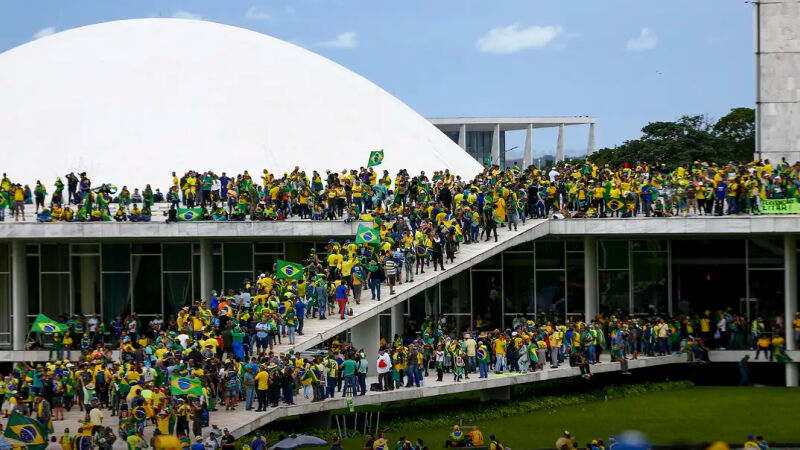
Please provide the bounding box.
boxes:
[0,19,480,191]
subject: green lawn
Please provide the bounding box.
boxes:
[337,387,800,449]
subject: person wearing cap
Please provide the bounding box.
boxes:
[555,431,574,450]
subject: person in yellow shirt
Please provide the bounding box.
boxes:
[254,369,269,412]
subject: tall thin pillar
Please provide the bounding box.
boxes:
[784,235,798,387]
[351,315,380,362]
[587,123,596,156]
[584,236,598,323]
[11,241,28,351]
[556,124,565,162]
[491,124,500,166]
[458,124,466,150]
[200,239,213,303]
[390,303,404,341]
[523,124,534,168]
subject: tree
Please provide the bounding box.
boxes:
[589,108,755,168]
[713,107,755,162]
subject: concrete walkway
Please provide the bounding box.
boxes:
[49,354,686,441]
[272,218,549,354]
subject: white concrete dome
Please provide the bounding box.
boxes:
[0,18,481,191]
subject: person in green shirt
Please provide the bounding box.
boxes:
[340,358,357,397]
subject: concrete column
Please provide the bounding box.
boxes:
[351,315,380,363]
[491,124,500,166]
[584,236,598,323]
[784,235,798,387]
[556,123,565,162]
[11,241,28,351]
[587,123,596,156]
[458,124,466,150]
[199,238,213,303]
[480,386,510,402]
[390,303,404,341]
[523,124,534,168]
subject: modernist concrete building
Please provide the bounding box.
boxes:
[429,116,596,167]
[754,0,800,162]
[1,216,799,389]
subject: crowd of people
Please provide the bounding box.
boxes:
[1,157,799,223]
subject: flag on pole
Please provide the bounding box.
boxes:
[177,208,203,221]
[355,224,380,245]
[5,411,47,450]
[276,260,304,280]
[169,377,203,397]
[368,150,384,167]
[29,314,68,333]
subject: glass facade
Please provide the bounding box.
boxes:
[2,235,797,347]
[443,130,505,168]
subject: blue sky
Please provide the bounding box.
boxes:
[0,1,754,158]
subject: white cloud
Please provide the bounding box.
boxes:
[172,10,203,20]
[319,31,358,49]
[476,24,563,54]
[33,26,56,40]
[245,6,272,21]
[626,27,658,52]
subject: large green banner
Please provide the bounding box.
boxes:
[762,198,799,214]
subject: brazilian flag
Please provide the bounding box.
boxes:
[355,224,379,246]
[74,431,92,450]
[368,149,384,167]
[30,314,68,333]
[607,199,624,212]
[5,411,47,450]
[177,208,202,221]
[169,377,203,397]
[300,368,318,386]
[0,191,9,209]
[276,260,304,280]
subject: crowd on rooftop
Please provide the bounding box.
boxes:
[1,157,799,223]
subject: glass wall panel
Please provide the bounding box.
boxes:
[26,256,39,315]
[631,240,666,252]
[224,272,251,292]
[163,244,192,271]
[102,273,131,321]
[132,243,161,254]
[599,271,630,315]
[213,255,222,292]
[0,274,9,334]
[409,285,438,322]
[471,270,502,329]
[131,255,161,315]
[41,244,69,272]
[440,270,470,314]
[503,253,535,316]
[566,252,585,317]
[536,270,566,322]
[71,244,99,254]
[0,244,8,272]
[254,254,279,277]
[224,243,253,271]
[72,255,101,316]
[508,242,533,252]
[444,315,472,335]
[254,243,283,254]
[632,252,667,315]
[102,244,130,272]
[41,273,70,318]
[748,239,783,268]
[749,270,784,320]
[193,255,200,300]
[473,254,501,270]
[535,241,564,269]
[671,239,746,316]
[599,240,629,270]
[164,273,192,317]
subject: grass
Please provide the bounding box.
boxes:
[336,386,800,449]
